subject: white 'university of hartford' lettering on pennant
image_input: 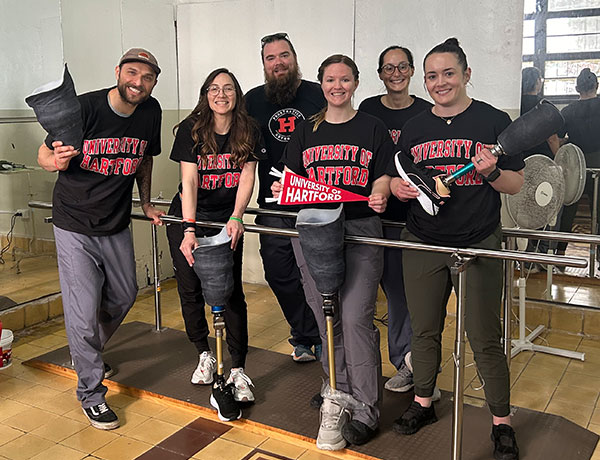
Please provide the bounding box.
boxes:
[278,170,369,205]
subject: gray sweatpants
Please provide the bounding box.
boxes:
[293,216,383,429]
[54,225,138,408]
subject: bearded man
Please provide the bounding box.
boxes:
[246,33,325,363]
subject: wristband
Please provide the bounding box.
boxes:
[182,218,196,223]
[229,216,243,223]
[182,221,196,231]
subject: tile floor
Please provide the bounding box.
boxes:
[0,279,599,460]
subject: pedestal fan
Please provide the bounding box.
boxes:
[505,144,586,360]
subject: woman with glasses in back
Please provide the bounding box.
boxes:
[166,68,263,421]
[359,46,433,398]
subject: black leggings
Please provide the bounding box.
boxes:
[166,221,248,368]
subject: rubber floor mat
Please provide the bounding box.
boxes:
[25,321,599,460]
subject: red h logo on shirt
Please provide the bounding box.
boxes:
[278,116,297,133]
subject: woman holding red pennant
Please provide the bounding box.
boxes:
[389,38,523,460]
[273,54,393,449]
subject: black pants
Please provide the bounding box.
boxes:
[166,222,248,368]
[256,214,320,347]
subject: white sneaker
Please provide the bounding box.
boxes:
[191,351,216,385]
[404,351,442,402]
[316,398,349,451]
[227,368,255,402]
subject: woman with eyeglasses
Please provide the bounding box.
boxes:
[358,46,432,397]
[389,38,523,460]
[272,54,393,450]
[166,68,262,421]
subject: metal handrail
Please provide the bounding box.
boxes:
[0,117,37,124]
[147,213,586,267]
[28,201,587,267]
[130,198,600,246]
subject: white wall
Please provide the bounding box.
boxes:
[176,0,354,109]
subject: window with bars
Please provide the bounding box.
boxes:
[523,0,600,104]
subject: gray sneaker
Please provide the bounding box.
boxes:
[384,361,413,392]
[316,398,350,451]
[401,351,442,402]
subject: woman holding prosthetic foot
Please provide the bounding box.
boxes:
[166,68,262,421]
[389,39,523,460]
[272,55,393,450]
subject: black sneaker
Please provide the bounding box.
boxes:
[210,380,241,422]
[392,401,438,435]
[342,420,377,445]
[491,424,519,460]
[310,392,323,409]
[82,402,120,430]
[104,363,115,379]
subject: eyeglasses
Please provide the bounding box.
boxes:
[207,85,235,96]
[261,32,290,47]
[381,62,412,75]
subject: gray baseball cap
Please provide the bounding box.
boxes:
[119,48,161,76]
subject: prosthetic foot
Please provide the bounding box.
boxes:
[209,305,241,422]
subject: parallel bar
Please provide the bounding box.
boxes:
[45,199,600,246]
[503,238,515,365]
[450,256,473,460]
[0,117,37,124]
[591,172,599,278]
[151,225,162,332]
[26,203,589,269]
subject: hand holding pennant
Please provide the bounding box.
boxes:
[266,168,369,205]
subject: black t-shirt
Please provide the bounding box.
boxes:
[359,95,432,221]
[282,111,394,220]
[169,117,261,222]
[520,94,553,159]
[560,96,600,166]
[390,100,524,246]
[47,88,162,236]
[245,80,326,209]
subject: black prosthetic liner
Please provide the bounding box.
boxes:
[192,227,234,306]
[25,64,83,151]
[498,99,564,156]
[296,205,345,295]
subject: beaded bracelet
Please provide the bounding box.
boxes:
[229,216,243,223]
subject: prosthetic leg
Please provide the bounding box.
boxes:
[297,205,345,390]
[296,205,366,450]
[192,227,240,421]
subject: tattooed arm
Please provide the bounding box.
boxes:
[135,155,164,225]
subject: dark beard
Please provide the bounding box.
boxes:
[117,82,149,107]
[264,69,301,106]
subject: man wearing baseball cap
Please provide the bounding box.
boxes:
[37,48,164,430]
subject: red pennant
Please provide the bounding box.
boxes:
[278,170,369,205]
